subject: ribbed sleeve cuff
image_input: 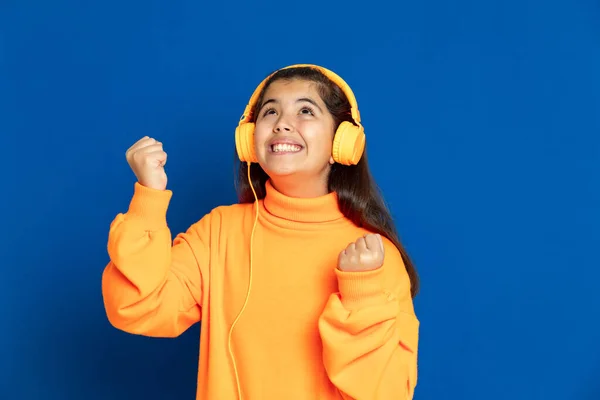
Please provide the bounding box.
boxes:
[126,182,173,231]
[335,266,389,310]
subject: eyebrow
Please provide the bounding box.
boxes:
[259,97,323,113]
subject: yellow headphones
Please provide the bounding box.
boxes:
[234,64,366,166]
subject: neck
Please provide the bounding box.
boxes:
[261,179,345,224]
[269,176,330,198]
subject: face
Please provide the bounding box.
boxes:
[253,79,336,187]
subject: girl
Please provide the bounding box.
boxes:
[102,64,420,399]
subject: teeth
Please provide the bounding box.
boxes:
[272,143,302,152]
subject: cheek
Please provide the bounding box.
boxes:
[252,122,269,145]
[310,121,335,144]
[303,124,335,157]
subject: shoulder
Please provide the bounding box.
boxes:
[380,235,403,264]
[361,233,411,293]
[187,201,257,233]
[210,202,256,219]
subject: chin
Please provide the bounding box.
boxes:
[257,157,295,175]
[262,165,298,178]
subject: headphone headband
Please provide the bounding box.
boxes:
[238,64,361,127]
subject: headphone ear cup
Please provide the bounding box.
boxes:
[235,123,258,163]
[332,121,366,165]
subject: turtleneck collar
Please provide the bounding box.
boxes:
[261,180,345,223]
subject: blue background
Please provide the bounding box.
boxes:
[2,0,599,399]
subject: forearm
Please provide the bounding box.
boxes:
[101,183,203,337]
[318,267,419,399]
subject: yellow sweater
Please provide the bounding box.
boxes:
[101,180,419,399]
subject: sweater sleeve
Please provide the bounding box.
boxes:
[101,182,209,338]
[318,241,419,400]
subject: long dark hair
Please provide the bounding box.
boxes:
[234,66,419,298]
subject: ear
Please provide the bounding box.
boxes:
[329,156,335,165]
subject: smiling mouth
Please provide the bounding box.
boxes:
[270,143,303,153]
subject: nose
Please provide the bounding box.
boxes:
[273,117,293,133]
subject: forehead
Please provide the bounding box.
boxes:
[262,79,321,100]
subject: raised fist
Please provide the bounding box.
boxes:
[338,234,385,272]
[125,136,168,191]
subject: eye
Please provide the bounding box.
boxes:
[300,106,315,115]
[262,107,276,117]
